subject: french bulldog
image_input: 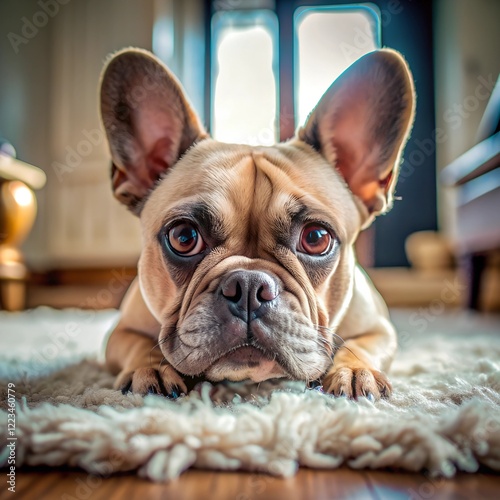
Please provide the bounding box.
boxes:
[100,47,415,400]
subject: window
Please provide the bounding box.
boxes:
[210,3,380,141]
[294,5,381,127]
[211,10,279,145]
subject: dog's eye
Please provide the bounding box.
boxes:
[298,223,333,256]
[167,223,206,256]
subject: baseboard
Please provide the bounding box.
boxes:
[26,267,137,309]
[29,267,137,286]
[24,265,499,311]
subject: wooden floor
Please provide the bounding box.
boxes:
[4,466,500,500]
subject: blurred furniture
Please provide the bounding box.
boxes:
[367,229,499,312]
[0,139,46,311]
[441,77,500,310]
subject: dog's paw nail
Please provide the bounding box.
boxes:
[167,385,183,399]
[365,392,375,403]
[147,385,160,395]
[380,387,391,399]
[308,380,322,389]
[337,391,348,398]
[121,381,132,395]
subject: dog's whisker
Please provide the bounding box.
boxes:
[314,324,346,344]
[174,349,196,369]
[158,356,169,371]
[312,325,362,363]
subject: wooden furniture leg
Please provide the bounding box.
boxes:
[463,253,487,310]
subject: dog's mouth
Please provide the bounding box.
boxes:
[219,345,272,367]
[203,344,287,382]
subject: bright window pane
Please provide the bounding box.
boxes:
[212,11,278,145]
[295,6,381,127]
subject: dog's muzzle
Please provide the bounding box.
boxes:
[162,264,329,382]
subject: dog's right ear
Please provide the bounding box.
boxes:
[100,48,207,214]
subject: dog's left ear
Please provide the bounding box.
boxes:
[299,49,415,219]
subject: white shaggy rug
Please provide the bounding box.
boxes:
[1,306,500,481]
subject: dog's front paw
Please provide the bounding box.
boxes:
[115,365,187,398]
[322,365,392,401]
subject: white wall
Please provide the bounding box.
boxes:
[0,0,205,270]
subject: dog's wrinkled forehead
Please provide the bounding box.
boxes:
[141,140,361,246]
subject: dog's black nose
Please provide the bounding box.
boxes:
[220,270,279,322]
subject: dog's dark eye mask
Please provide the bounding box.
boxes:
[157,198,341,289]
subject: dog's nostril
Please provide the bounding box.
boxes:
[257,283,277,303]
[222,281,242,303]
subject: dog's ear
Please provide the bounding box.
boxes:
[298,49,415,219]
[100,48,207,214]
